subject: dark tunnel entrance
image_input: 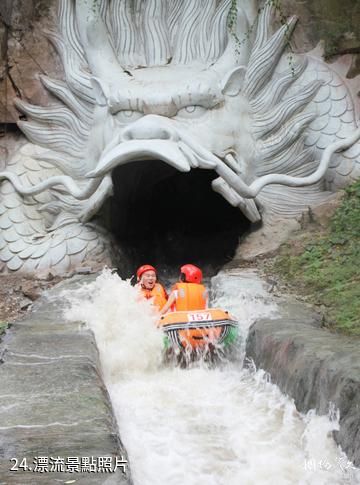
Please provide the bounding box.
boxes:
[107,160,252,279]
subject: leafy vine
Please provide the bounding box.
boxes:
[84,0,102,15]
[227,0,296,75]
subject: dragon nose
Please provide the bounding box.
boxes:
[122,115,176,141]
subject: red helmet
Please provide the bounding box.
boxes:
[180,264,203,283]
[137,264,156,280]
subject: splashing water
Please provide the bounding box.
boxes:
[64,268,360,485]
[64,270,163,380]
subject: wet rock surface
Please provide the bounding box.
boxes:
[245,298,360,466]
[0,275,132,484]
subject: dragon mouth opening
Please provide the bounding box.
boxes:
[103,159,251,278]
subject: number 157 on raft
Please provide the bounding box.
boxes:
[187,312,212,322]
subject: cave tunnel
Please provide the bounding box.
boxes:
[106,160,252,280]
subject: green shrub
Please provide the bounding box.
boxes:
[273,180,360,335]
[0,322,9,336]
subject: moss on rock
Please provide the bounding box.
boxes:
[269,180,360,336]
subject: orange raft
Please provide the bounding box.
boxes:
[158,308,238,352]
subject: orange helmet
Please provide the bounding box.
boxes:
[180,264,202,283]
[137,264,157,280]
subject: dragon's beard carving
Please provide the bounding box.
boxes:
[0,0,359,274]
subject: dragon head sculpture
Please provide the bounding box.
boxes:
[0,0,359,273]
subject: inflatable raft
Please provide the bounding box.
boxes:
[158,308,238,354]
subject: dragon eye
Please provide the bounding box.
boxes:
[114,110,143,123]
[175,105,207,119]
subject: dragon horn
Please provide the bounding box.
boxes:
[212,1,254,75]
[75,0,128,83]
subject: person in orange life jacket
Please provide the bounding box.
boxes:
[136,264,168,311]
[159,264,208,315]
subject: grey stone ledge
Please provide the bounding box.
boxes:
[0,275,132,484]
[245,296,360,467]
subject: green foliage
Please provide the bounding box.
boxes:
[0,321,8,337]
[227,0,295,74]
[273,180,360,335]
[227,0,255,57]
[84,0,101,15]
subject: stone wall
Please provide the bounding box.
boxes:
[0,275,133,484]
[245,299,360,467]
[0,0,60,124]
[277,0,360,78]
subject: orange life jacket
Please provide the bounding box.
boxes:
[141,283,168,311]
[172,282,207,311]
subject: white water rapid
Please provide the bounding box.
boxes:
[64,268,359,485]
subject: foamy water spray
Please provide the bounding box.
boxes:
[64,270,164,381]
[64,269,359,485]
